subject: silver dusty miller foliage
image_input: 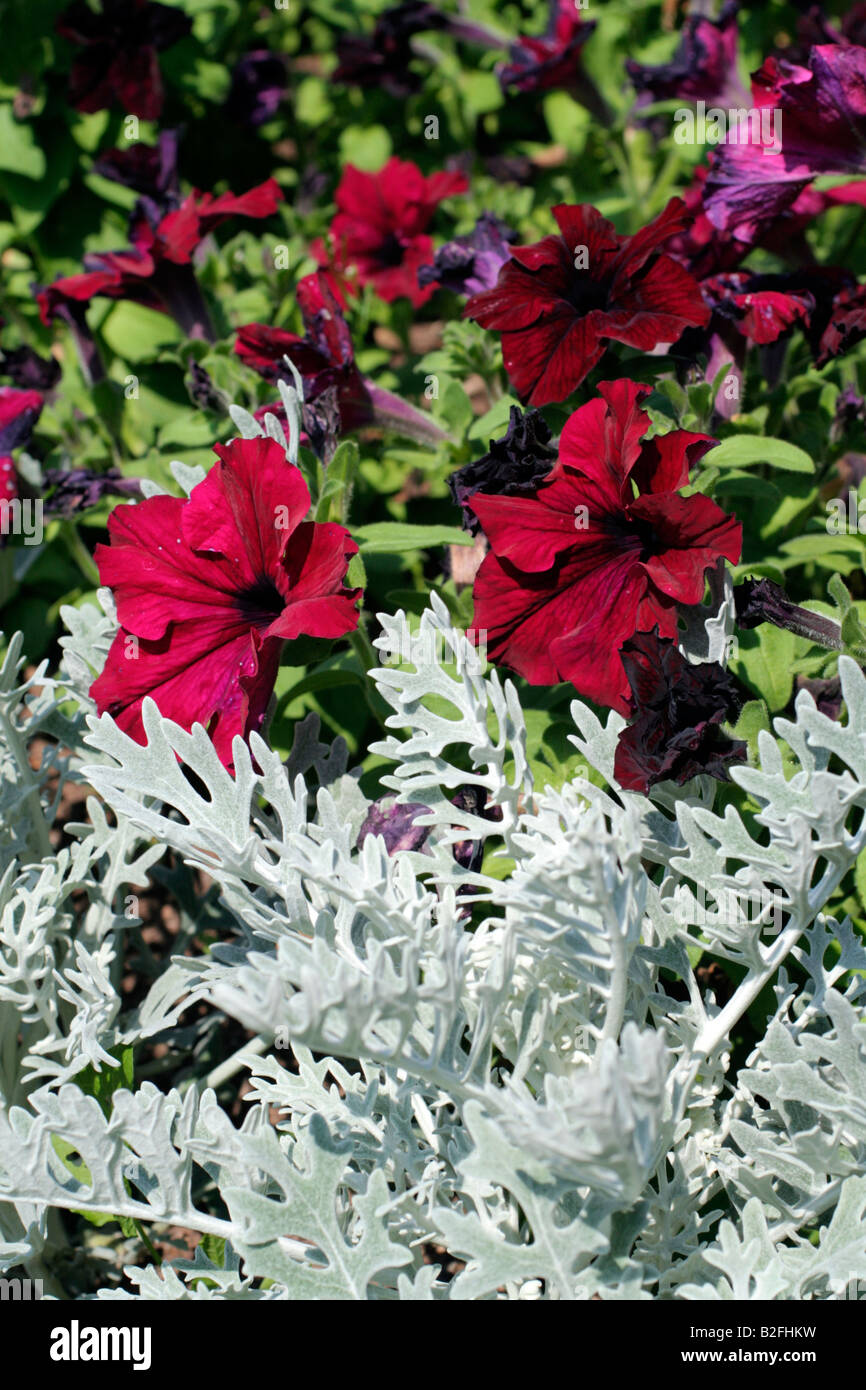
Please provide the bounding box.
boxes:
[2,421,866,1298]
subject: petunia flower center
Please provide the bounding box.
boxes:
[376,232,407,267]
[566,271,609,315]
[603,512,662,562]
[235,576,285,628]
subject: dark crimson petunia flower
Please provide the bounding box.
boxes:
[613,629,746,794]
[703,45,866,243]
[0,387,43,511]
[236,272,372,435]
[813,282,866,365]
[449,405,556,534]
[226,50,287,127]
[417,212,517,297]
[57,0,191,120]
[235,270,446,455]
[699,271,815,345]
[497,0,596,94]
[626,0,744,107]
[91,436,361,770]
[0,386,43,453]
[326,158,468,307]
[465,199,710,407]
[37,179,282,342]
[468,379,741,713]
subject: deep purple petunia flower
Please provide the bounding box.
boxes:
[795,674,843,720]
[225,50,287,127]
[0,344,61,392]
[357,787,502,872]
[418,213,517,297]
[614,630,746,794]
[626,0,745,107]
[57,0,191,120]
[703,45,866,243]
[43,468,143,519]
[357,797,432,854]
[449,406,556,534]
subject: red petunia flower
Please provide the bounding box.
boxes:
[699,272,814,345]
[814,282,866,364]
[91,436,361,769]
[464,199,710,406]
[37,180,282,342]
[236,272,372,435]
[236,272,448,457]
[325,158,468,307]
[0,387,44,514]
[468,379,741,714]
[57,0,191,120]
[497,0,596,94]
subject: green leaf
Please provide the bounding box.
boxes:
[731,625,796,712]
[353,522,472,554]
[436,380,474,435]
[101,301,184,361]
[828,574,866,661]
[0,104,45,178]
[316,439,359,524]
[732,699,772,765]
[199,1234,226,1267]
[73,1045,135,1118]
[338,124,392,170]
[854,845,866,919]
[705,435,814,474]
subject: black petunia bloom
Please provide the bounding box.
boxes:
[734,577,843,651]
[92,129,181,213]
[334,2,449,97]
[795,674,843,721]
[449,406,557,534]
[614,630,746,794]
[226,50,287,127]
